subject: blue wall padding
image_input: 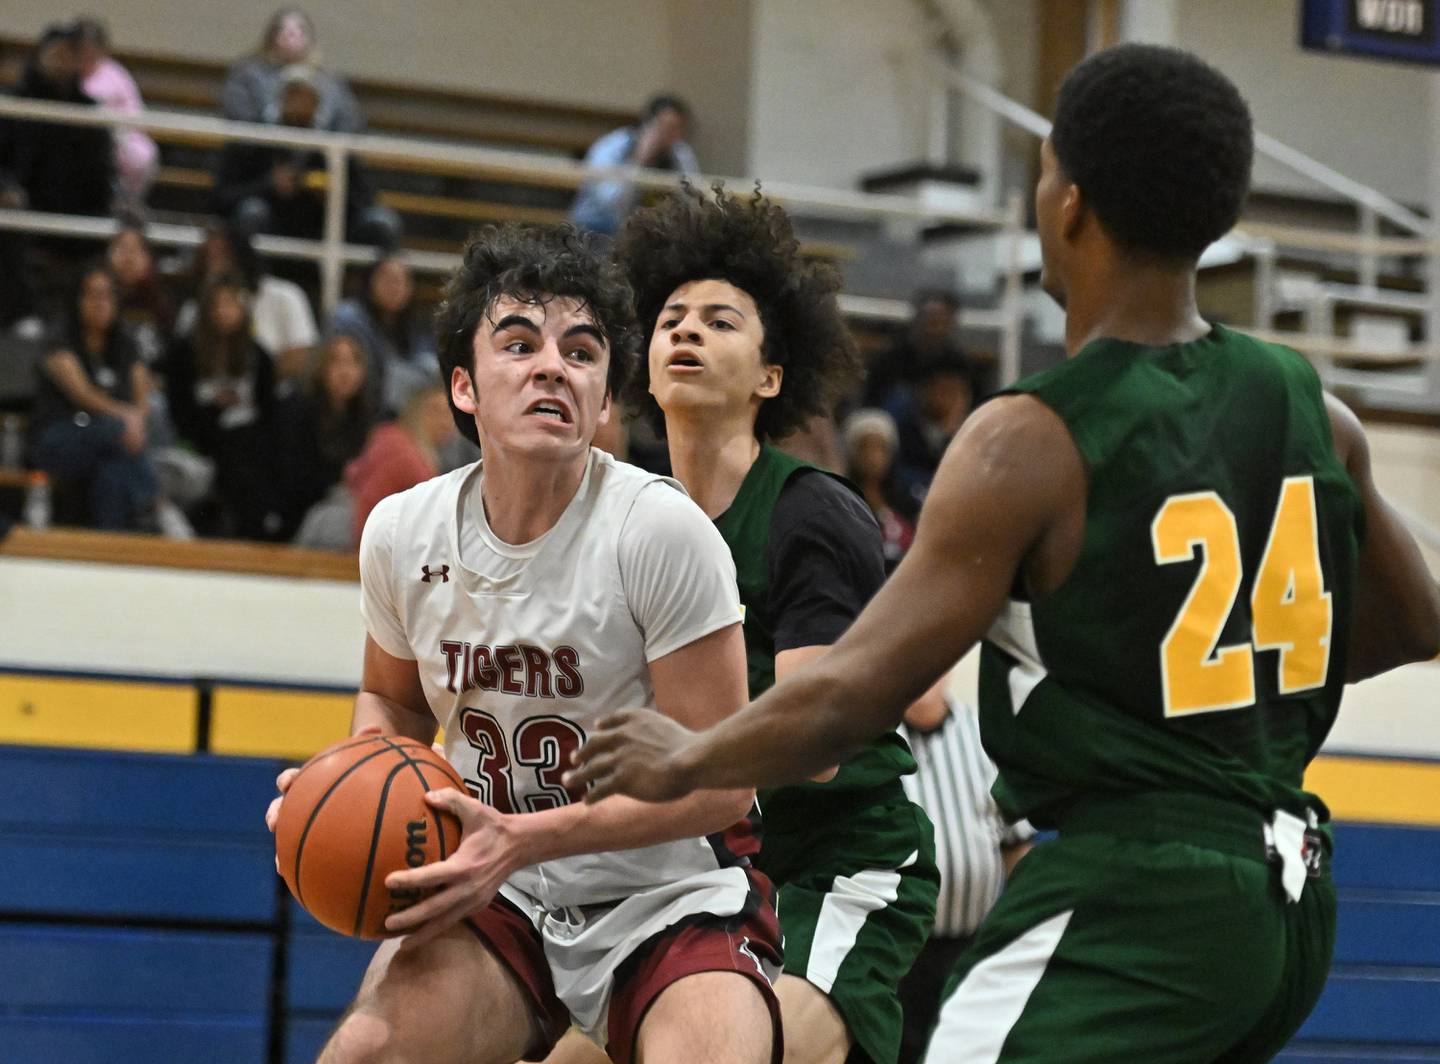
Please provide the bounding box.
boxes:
[1334,895,1440,967]
[0,924,273,1013]
[1277,1049,1440,1063]
[1298,970,1440,1043]
[0,745,282,921]
[286,910,378,1012]
[0,1014,269,1064]
[285,1017,339,1064]
[1331,825,1440,892]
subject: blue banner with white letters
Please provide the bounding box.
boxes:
[1301,0,1440,66]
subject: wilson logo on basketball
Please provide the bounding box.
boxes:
[404,819,428,867]
[421,564,450,583]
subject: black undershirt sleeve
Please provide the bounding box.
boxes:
[768,469,888,654]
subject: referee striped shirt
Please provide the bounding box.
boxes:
[900,698,1035,938]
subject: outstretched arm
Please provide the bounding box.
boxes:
[568,396,1083,799]
[1327,395,1440,680]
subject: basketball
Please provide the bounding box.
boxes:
[275,734,466,939]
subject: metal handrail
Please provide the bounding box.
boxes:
[0,93,1030,384]
[0,95,1018,228]
[931,59,1429,236]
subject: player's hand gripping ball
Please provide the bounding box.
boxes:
[274,735,465,938]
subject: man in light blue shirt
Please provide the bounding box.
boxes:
[569,96,700,235]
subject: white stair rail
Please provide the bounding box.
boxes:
[0,94,1020,310]
[928,59,1440,412]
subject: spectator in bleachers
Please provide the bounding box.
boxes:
[0,23,114,310]
[106,220,211,517]
[74,18,158,207]
[864,288,970,407]
[177,223,318,382]
[569,95,699,236]
[106,221,174,368]
[0,23,113,220]
[326,252,436,414]
[30,263,157,530]
[221,8,364,134]
[211,66,398,249]
[889,349,977,503]
[843,408,918,573]
[343,381,454,547]
[271,332,374,540]
[165,273,281,538]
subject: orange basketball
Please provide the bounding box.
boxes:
[275,734,466,939]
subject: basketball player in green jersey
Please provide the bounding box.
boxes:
[610,186,940,1064]
[569,44,1440,1062]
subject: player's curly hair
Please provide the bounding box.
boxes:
[1052,43,1253,263]
[433,224,640,446]
[617,184,861,441]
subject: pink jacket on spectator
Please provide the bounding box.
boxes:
[84,57,159,201]
[345,423,437,547]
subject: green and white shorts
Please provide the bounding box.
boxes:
[762,785,940,1064]
[926,794,1335,1063]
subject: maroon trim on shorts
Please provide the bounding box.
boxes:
[606,867,785,1064]
[464,896,571,1060]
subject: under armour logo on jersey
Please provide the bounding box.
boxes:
[421,565,450,584]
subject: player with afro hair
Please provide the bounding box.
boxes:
[613,184,940,1064]
[618,184,861,442]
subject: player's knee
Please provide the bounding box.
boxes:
[775,976,849,1064]
[639,972,775,1064]
[319,1009,400,1064]
[321,977,460,1064]
[323,1005,479,1064]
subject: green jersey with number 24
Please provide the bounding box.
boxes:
[980,325,1364,828]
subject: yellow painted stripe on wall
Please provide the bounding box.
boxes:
[0,674,196,753]
[210,686,355,760]
[1306,755,1440,827]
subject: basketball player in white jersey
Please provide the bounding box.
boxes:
[266,225,782,1064]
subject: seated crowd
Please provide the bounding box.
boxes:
[0,12,983,554]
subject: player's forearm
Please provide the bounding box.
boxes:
[351,690,437,745]
[506,787,755,867]
[685,664,884,791]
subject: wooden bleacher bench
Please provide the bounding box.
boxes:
[0,526,358,582]
[0,35,629,158]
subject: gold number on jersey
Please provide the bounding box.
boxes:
[1251,477,1332,694]
[1151,478,1332,717]
[1152,492,1255,716]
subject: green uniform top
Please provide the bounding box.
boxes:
[980,325,1363,828]
[713,443,915,821]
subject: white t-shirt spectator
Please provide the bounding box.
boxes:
[176,275,318,360]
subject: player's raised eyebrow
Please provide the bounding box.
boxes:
[490,313,542,336]
[561,323,608,348]
[664,301,747,319]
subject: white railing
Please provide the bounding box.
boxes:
[0,94,1029,384]
[931,59,1440,412]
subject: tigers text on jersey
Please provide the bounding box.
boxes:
[360,447,747,910]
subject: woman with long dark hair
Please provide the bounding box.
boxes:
[326,253,437,413]
[166,273,280,537]
[106,221,175,367]
[177,223,319,381]
[271,331,376,539]
[30,263,157,530]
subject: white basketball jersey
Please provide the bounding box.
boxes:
[359,448,747,909]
